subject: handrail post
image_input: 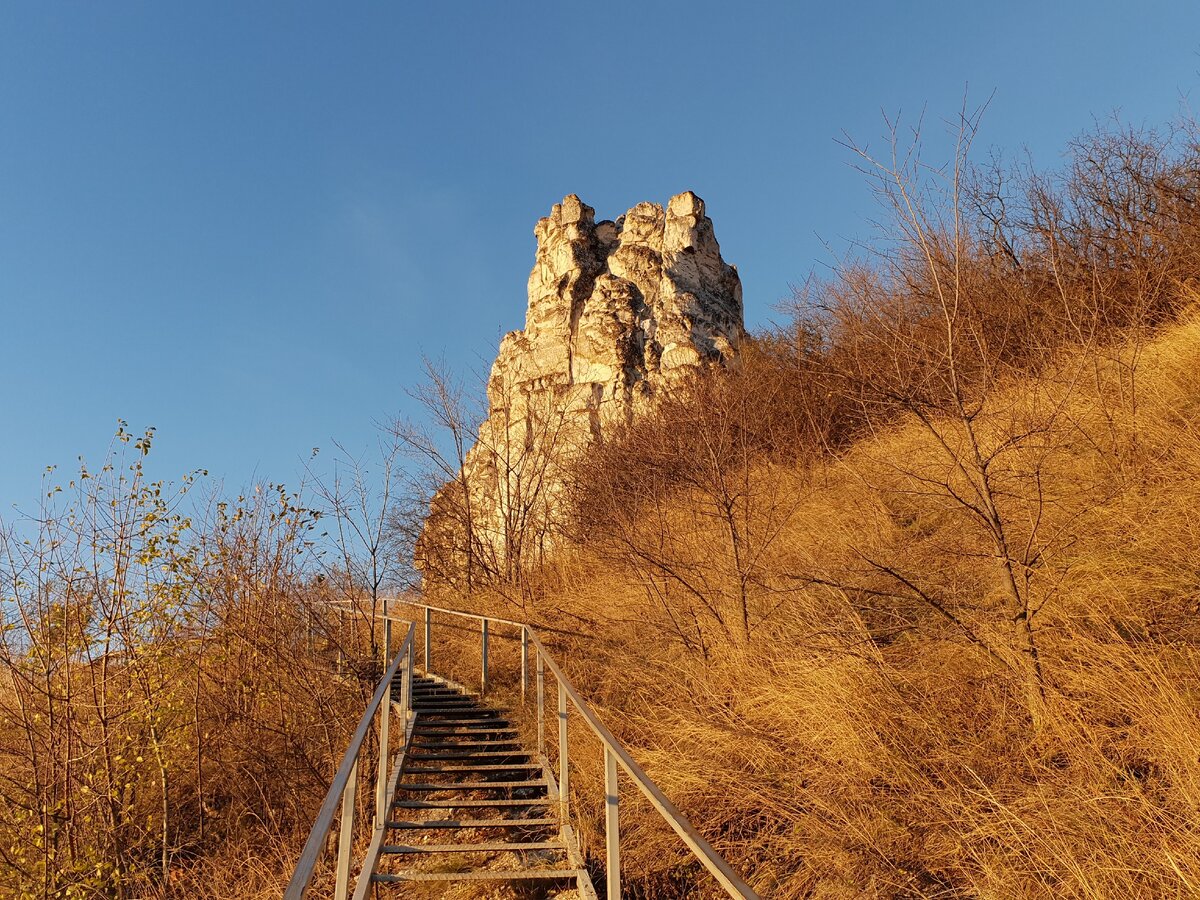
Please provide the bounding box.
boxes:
[423,606,431,674]
[480,618,489,695]
[381,599,390,667]
[334,757,358,900]
[374,675,391,827]
[536,651,545,754]
[406,648,414,723]
[520,626,528,703]
[558,679,569,835]
[400,649,411,725]
[605,747,621,900]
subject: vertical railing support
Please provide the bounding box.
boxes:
[334,757,358,900]
[536,651,545,755]
[401,650,412,725]
[605,747,621,899]
[383,614,392,665]
[374,676,390,827]
[381,599,390,668]
[558,680,569,834]
[407,649,414,722]
[520,627,528,703]
[480,618,489,694]
[423,607,431,674]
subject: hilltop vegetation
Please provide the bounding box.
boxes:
[421,111,1200,897]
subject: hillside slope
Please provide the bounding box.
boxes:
[442,313,1200,898]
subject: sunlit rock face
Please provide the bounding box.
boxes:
[418,192,743,585]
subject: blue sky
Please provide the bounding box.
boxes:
[1,2,1197,511]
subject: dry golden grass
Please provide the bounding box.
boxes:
[440,314,1200,898]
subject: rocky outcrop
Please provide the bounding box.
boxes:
[418,191,743,585]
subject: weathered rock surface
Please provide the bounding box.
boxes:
[418,191,743,584]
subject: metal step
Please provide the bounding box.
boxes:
[411,735,519,743]
[411,739,522,747]
[415,698,501,706]
[386,817,557,830]
[402,764,543,775]
[406,751,533,762]
[410,740,522,751]
[412,703,481,710]
[412,699,485,706]
[372,868,584,883]
[395,798,552,809]
[380,841,565,854]
[399,780,546,791]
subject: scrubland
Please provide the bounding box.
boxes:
[0,459,387,898]
[500,316,1200,898]
[423,113,1200,897]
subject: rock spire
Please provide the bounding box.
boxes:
[418,191,744,584]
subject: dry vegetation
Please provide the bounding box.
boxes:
[535,319,1200,897]
[0,436,399,898]
[422,110,1200,898]
[5,107,1200,899]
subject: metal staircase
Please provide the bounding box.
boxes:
[369,672,594,894]
[283,600,758,899]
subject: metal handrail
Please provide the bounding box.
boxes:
[284,620,415,900]
[389,597,759,900]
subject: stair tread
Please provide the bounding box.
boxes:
[372,869,584,883]
[403,764,542,774]
[381,841,565,854]
[412,744,522,750]
[400,780,546,791]
[387,817,557,829]
[408,751,533,761]
[395,798,552,808]
[412,698,481,704]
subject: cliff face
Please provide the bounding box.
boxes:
[419,191,743,584]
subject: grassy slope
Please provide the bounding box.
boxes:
[505,316,1200,898]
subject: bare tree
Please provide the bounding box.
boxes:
[807,99,1132,728]
[306,435,411,663]
[568,367,809,653]
[397,356,576,607]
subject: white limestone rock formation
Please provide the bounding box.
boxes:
[418,191,743,585]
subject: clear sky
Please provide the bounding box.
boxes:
[1,2,1197,511]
